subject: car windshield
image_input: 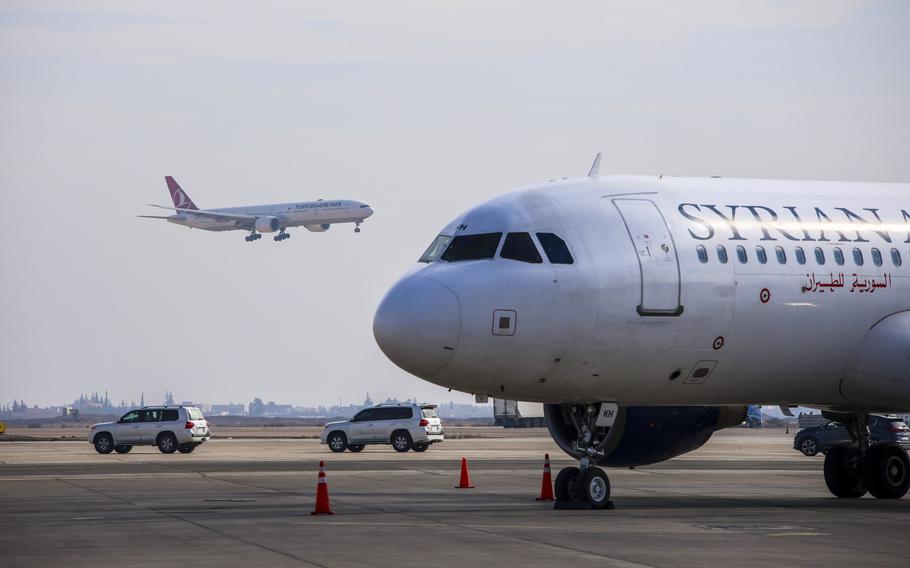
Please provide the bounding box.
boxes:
[418,235,453,263]
[440,233,502,262]
[187,408,205,420]
[421,406,438,418]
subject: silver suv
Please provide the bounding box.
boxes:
[89,406,210,454]
[320,403,444,453]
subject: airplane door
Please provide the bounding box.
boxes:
[613,199,683,316]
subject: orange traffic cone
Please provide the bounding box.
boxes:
[455,457,475,488]
[311,460,334,515]
[536,453,554,501]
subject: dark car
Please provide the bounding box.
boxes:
[794,415,910,456]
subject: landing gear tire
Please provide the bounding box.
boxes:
[93,434,114,454]
[413,443,429,452]
[554,466,582,502]
[799,437,820,457]
[113,445,132,454]
[581,467,611,509]
[391,430,412,452]
[862,443,910,499]
[327,432,347,453]
[348,444,365,453]
[824,443,866,498]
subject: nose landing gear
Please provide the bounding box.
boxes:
[552,404,615,510]
[354,222,361,233]
[822,411,910,499]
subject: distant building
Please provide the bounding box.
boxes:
[210,403,245,416]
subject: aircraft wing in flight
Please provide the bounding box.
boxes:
[144,205,263,224]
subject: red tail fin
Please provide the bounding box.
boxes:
[165,176,198,210]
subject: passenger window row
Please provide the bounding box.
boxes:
[696,244,903,268]
[354,407,413,421]
[120,409,180,423]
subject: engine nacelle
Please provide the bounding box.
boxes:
[254,216,280,233]
[545,404,747,467]
[305,224,331,232]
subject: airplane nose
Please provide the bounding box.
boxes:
[373,276,461,378]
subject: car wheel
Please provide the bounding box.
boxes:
[348,444,365,453]
[413,443,429,452]
[327,431,347,453]
[799,437,819,456]
[157,432,178,454]
[554,466,581,501]
[863,443,910,499]
[391,430,412,452]
[113,445,132,454]
[177,444,196,454]
[94,434,114,454]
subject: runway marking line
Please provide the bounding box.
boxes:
[766,532,828,537]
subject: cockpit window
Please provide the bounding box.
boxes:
[440,233,502,262]
[500,233,542,263]
[418,235,453,263]
[536,233,574,264]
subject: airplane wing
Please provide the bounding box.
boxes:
[137,215,173,219]
[145,204,258,223]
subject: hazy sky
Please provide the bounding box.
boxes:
[1,1,908,408]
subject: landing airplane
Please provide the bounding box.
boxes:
[374,154,910,507]
[140,176,374,242]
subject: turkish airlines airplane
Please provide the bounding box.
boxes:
[374,155,910,507]
[140,176,374,242]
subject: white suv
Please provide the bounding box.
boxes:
[320,404,444,453]
[89,406,211,454]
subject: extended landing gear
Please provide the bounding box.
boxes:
[354,222,361,233]
[274,229,290,242]
[822,412,910,499]
[245,232,262,242]
[553,404,614,509]
[554,464,613,509]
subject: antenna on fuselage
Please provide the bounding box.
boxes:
[587,152,602,178]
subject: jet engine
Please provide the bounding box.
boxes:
[305,224,331,232]
[544,403,747,467]
[254,216,280,233]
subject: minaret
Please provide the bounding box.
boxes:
[140,392,145,407]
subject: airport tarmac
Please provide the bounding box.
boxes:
[1,429,907,567]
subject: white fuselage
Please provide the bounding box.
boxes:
[168,199,372,232]
[374,175,910,412]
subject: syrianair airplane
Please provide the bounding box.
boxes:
[140,176,374,242]
[374,155,910,507]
